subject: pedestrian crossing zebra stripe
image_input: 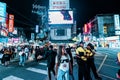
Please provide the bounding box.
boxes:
[2,75,24,80]
[39,63,47,66]
[26,67,47,75]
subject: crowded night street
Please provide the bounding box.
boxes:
[0,47,120,80]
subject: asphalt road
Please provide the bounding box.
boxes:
[0,47,120,80]
[95,47,120,80]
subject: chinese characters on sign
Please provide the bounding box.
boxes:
[49,0,69,10]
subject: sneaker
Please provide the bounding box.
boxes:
[116,73,120,79]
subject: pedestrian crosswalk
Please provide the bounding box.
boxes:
[39,62,47,66]
[26,67,47,75]
[2,75,24,80]
[2,62,48,80]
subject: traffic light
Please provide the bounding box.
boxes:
[103,26,107,34]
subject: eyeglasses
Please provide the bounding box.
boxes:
[60,59,69,63]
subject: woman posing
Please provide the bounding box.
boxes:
[55,45,72,80]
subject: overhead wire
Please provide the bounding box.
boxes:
[0,15,34,27]
[0,1,44,29]
[6,5,37,25]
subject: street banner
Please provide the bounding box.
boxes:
[31,33,35,40]
[83,24,90,34]
[8,14,14,32]
[114,14,120,30]
[35,25,39,33]
[6,13,9,29]
[49,0,69,10]
[0,2,6,22]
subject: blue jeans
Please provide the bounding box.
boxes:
[19,55,26,66]
[57,69,69,80]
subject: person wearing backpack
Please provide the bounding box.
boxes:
[55,45,72,80]
[19,48,26,66]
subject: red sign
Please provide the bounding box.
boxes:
[83,23,91,34]
[8,14,14,32]
[6,13,9,29]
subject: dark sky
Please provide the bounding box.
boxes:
[0,0,120,28]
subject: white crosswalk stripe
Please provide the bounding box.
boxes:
[2,62,48,80]
[39,62,47,66]
[26,62,47,75]
[26,67,47,75]
[2,75,24,80]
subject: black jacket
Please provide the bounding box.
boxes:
[44,50,57,68]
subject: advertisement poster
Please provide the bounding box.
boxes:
[49,0,69,10]
[0,2,6,22]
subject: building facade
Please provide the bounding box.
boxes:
[86,14,120,47]
[48,0,76,42]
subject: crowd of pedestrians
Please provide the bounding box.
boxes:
[0,41,102,80]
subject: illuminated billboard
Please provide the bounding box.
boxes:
[114,14,120,30]
[48,10,73,24]
[8,14,14,32]
[0,2,6,22]
[49,0,70,10]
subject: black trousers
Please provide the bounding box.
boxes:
[48,67,55,80]
[87,58,99,79]
[78,61,91,80]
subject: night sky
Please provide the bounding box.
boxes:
[0,0,120,29]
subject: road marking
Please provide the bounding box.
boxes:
[26,67,47,75]
[95,63,120,69]
[39,63,47,66]
[2,75,24,80]
[97,55,108,72]
[95,57,115,62]
[99,73,117,80]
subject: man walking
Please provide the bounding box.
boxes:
[44,45,57,80]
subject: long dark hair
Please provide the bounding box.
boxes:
[57,45,68,65]
[58,45,68,56]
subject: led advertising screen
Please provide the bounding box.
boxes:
[48,10,73,24]
[0,2,6,22]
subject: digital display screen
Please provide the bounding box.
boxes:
[48,10,73,24]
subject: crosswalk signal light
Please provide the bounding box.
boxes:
[104,26,107,34]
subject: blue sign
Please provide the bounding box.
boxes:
[35,25,39,33]
[0,38,8,43]
[0,2,6,22]
[31,33,35,40]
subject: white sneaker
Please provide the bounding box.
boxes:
[116,73,120,79]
